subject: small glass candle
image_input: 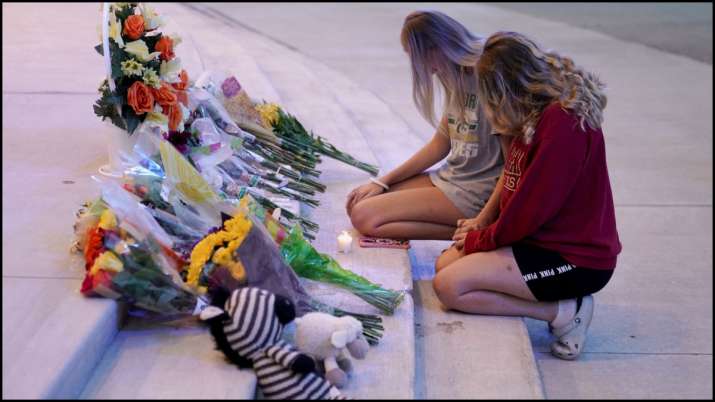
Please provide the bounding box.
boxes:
[337,230,353,253]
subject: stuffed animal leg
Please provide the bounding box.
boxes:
[294,312,370,389]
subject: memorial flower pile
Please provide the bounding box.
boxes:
[76,2,408,352]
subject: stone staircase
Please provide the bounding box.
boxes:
[2,3,543,399]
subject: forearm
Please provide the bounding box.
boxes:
[380,134,450,185]
[476,171,504,222]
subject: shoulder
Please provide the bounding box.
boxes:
[540,103,577,127]
[535,103,588,141]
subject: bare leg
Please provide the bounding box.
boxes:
[435,245,463,273]
[433,246,558,322]
[349,174,467,240]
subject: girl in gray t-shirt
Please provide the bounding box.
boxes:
[346,10,509,240]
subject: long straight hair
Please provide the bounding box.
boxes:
[401,11,484,127]
[476,31,607,142]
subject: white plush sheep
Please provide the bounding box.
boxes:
[294,312,370,388]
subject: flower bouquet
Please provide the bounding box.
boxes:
[236,196,405,315]
[199,72,380,176]
[189,88,325,192]
[76,198,206,317]
[257,102,380,176]
[185,210,384,344]
[94,3,191,135]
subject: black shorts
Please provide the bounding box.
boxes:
[512,243,614,302]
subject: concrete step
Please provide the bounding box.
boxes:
[414,281,545,399]
[1,3,131,397]
[79,317,257,399]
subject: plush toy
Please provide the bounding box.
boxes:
[294,312,370,389]
[201,287,346,400]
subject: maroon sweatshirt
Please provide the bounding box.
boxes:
[464,103,621,270]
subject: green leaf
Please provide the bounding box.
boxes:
[115,6,135,24]
[144,34,161,53]
[122,105,142,135]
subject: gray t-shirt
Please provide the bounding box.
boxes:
[429,79,504,218]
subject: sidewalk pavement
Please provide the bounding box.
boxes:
[201,3,713,398]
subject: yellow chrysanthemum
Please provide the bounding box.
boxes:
[89,251,124,276]
[186,215,253,288]
[98,210,117,230]
[255,103,281,128]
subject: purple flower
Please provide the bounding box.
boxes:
[221,77,242,98]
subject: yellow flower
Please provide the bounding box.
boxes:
[120,58,144,77]
[108,13,125,48]
[142,68,161,89]
[89,251,124,276]
[124,39,161,62]
[98,210,117,230]
[186,215,253,288]
[256,103,281,128]
[187,232,229,287]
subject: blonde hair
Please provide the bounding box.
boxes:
[401,10,484,127]
[476,31,607,142]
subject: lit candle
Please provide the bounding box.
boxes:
[337,230,353,253]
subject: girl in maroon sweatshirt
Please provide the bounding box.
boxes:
[433,31,621,360]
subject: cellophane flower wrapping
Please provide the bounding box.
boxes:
[79,200,202,317]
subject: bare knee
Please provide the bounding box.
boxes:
[349,201,380,236]
[434,253,450,274]
[432,271,460,310]
[434,246,462,273]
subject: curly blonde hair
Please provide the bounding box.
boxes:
[476,31,607,142]
[401,10,484,127]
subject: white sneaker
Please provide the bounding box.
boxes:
[550,295,594,360]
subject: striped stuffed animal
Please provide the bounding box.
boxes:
[201,287,347,400]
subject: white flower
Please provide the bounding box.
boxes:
[159,58,182,83]
[124,40,160,62]
[170,34,183,47]
[142,68,161,88]
[176,103,191,133]
[120,58,144,77]
[141,4,165,30]
[145,104,169,131]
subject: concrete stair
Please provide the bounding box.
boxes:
[3,3,543,399]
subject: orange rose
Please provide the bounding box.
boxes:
[155,36,175,61]
[163,104,183,132]
[151,83,178,107]
[175,90,189,107]
[126,81,154,115]
[123,15,145,40]
[171,70,189,91]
